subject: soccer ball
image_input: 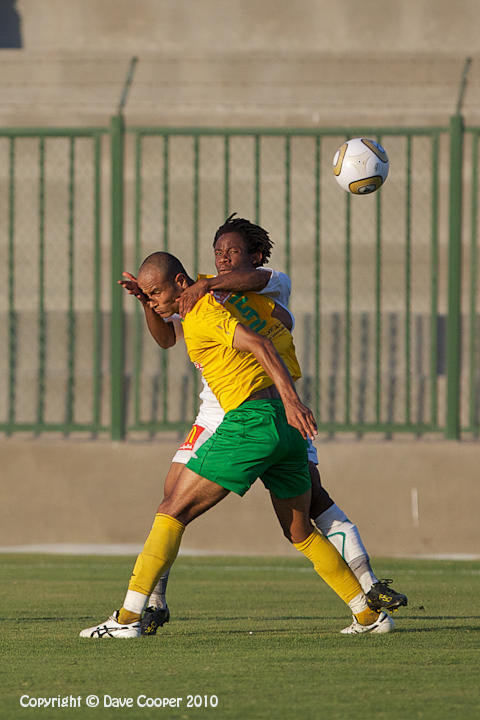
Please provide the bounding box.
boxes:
[332,137,389,195]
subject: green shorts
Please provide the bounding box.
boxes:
[186,399,311,499]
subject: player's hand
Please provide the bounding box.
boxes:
[283,398,318,440]
[178,278,210,317]
[118,272,149,305]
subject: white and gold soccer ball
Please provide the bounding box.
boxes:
[332,137,389,195]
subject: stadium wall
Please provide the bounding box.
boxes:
[2,437,479,557]
[2,0,480,127]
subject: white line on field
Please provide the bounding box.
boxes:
[0,544,478,561]
[411,487,420,527]
[0,543,212,556]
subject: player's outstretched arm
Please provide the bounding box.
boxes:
[232,324,317,440]
[118,271,176,349]
[178,269,271,317]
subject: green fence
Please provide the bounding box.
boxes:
[0,127,106,435]
[0,116,478,440]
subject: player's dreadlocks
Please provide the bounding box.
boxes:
[213,213,273,266]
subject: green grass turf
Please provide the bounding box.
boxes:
[1,555,479,720]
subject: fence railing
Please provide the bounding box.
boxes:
[0,115,478,440]
[0,127,106,435]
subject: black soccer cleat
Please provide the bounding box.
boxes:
[366,579,408,613]
[140,606,171,636]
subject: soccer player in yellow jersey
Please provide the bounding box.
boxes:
[118,215,406,634]
[80,251,394,638]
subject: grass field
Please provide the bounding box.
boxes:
[1,554,479,720]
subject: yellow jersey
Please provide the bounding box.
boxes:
[182,290,301,414]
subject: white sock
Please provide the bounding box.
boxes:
[123,589,149,615]
[314,503,378,592]
[148,570,170,610]
[349,555,378,594]
[348,592,369,615]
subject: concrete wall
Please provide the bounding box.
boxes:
[1,0,480,126]
[1,437,479,556]
[14,0,480,55]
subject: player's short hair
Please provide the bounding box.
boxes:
[213,213,273,266]
[139,251,189,281]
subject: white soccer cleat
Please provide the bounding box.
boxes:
[79,611,141,638]
[340,610,394,635]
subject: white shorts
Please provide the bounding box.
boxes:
[171,424,213,464]
[172,423,319,466]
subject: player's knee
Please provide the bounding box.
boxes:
[156,497,202,526]
[279,518,313,544]
[156,498,181,519]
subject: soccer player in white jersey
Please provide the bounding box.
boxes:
[119,214,407,635]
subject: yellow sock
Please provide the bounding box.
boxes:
[355,607,380,626]
[117,609,141,624]
[118,514,185,625]
[128,513,185,597]
[293,530,380,625]
[293,529,365,606]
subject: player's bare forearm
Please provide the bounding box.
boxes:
[179,270,271,317]
[144,304,176,349]
[232,325,317,439]
[119,271,176,349]
[208,269,271,292]
[249,339,316,439]
[210,270,292,330]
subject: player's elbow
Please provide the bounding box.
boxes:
[162,334,177,349]
[250,335,279,367]
[153,334,176,350]
[250,334,274,356]
[151,323,177,349]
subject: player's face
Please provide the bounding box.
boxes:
[138,272,183,317]
[214,233,260,274]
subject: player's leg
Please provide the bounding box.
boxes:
[267,473,377,586]
[141,461,183,633]
[117,407,265,640]
[309,460,377,591]
[308,456,407,612]
[145,424,214,633]
[269,490,391,633]
[269,473,400,608]
[79,467,229,638]
[265,418,392,634]
[162,461,184,499]
[146,459,188,614]
[121,467,229,618]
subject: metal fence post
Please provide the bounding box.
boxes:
[110,114,126,440]
[446,113,464,439]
